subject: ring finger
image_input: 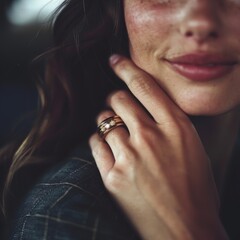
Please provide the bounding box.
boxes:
[97,110,129,145]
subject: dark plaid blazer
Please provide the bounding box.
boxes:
[9,145,140,240]
[9,141,240,240]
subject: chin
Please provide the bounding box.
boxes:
[175,97,239,117]
[181,106,230,117]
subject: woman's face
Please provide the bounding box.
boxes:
[123,0,240,116]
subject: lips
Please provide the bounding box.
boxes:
[165,53,238,81]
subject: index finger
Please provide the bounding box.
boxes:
[109,55,185,123]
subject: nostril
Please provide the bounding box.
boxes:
[186,31,193,37]
[180,17,220,42]
[209,31,218,38]
[183,28,218,41]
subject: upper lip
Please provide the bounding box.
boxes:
[165,53,238,66]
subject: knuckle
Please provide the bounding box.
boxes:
[105,149,137,193]
[117,149,136,167]
[97,110,115,124]
[159,118,192,144]
[105,168,126,192]
[133,125,159,146]
[128,72,151,96]
[108,90,129,105]
[114,58,153,97]
[162,116,190,134]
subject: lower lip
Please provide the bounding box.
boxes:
[167,62,235,81]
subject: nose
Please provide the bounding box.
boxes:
[179,1,221,43]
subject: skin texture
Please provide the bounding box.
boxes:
[124,0,240,116]
[90,0,240,239]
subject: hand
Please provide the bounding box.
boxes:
[89,55,228,240]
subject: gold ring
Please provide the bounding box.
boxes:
[97,115,125,139]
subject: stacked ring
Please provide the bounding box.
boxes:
[97,115,125,139]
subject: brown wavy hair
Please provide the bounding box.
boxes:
[0,0,129,220]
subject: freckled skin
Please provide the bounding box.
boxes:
[124,0,240,115]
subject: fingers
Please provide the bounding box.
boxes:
[109,55,186,124]
[89,133,114,181]
[106,90,153,135]
[91,54,189,181]
[97,110,129,144]
[90,109,130,180]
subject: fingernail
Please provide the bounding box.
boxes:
[109,54,121,66]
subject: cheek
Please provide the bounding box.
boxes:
[228,18,240,41]
[224,6,240,40]
[124,4,173,59]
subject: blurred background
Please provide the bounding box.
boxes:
[0,0,64,146]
